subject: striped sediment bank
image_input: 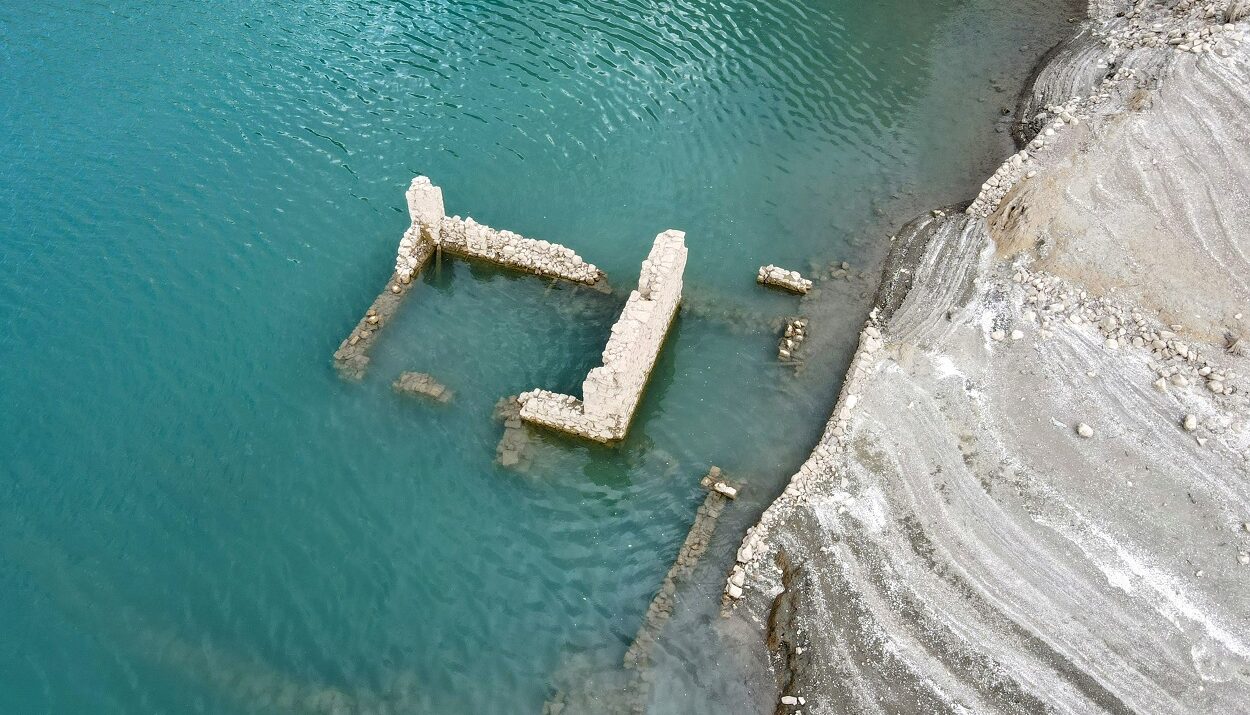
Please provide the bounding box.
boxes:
[333,177,605,379]
[519,230,687,442]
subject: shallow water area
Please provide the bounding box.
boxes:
[1,0,1075,712]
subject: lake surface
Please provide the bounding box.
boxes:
[0,1,1071,712]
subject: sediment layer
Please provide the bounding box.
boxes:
[729,1,1250,712]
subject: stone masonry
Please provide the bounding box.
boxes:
[335,176,605,378]
[756,264,813,294]
[518,230,687,442]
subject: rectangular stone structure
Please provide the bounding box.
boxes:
[518,230,686,442]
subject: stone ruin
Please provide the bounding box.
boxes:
[399,176,602,285]
[518,230,687,443]
[392,371,452,403]
[336,177,692,447]
[335,177,605,379]
[757,264,813,294]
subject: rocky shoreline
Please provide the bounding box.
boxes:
[725,1,1250,712]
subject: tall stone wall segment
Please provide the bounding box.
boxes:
[395,176,443,281]
[518,230,687,442]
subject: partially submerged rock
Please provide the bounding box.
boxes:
[757,265,813,294]
[778,317,808,362]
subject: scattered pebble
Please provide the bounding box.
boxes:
[1076,422,1094,438]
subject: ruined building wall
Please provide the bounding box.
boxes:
[519,230,686,442]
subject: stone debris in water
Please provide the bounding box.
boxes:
[334,176,605,379]
[699,464,739,499]
[757,264,813,294]
[391,371,452,403]
[778,317,808,362]
[518,230,687,443]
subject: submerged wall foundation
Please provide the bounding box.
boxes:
[518,230,687,442]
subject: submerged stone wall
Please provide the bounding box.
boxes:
[402,175,602,285]
[519,230,687,442]
[623,467,736,672]
[334,178,441,379]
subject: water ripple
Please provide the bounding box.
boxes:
[0,0,1061,711]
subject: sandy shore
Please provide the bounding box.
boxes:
[727,1,1250,712]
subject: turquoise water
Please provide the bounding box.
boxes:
[0,1,1068,712]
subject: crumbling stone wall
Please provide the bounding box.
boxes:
[398,175,601,285]
[438,215,601,285]
[337,176,605,378]
[519,230,686,442]
[395,176,443,281]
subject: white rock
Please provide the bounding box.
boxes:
[1076,422,1094,438]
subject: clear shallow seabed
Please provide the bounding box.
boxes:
[0,1,1070,712]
